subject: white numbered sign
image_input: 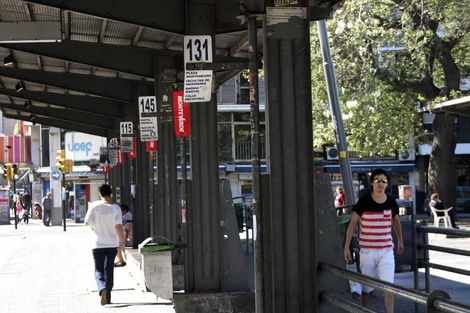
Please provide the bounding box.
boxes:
[184,35,213,65]
[120,122,133,135]
[139,96,157,114]
[137,96,158,141]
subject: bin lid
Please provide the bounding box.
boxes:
[138,237,175,254]
[337,214,352,225]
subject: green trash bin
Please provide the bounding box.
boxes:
[138,237,175,300]
[337,213,352,249]
[138,237,174,254]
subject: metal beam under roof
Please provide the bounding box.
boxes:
[0,66,152,103]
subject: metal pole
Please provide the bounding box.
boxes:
[13,178,17,229]
[248,15,263,313]
[317,20,356,206]
[62,172,66,231]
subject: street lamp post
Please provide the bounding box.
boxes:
[13,177,17,229]
[62,172,66,232]
[12,171,19,229]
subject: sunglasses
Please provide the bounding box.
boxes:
[373,178,388,184]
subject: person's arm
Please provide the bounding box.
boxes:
[392,214,404,255]
[115,224,126,250]
[343,212,360,262]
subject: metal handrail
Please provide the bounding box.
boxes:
[319,262,470,313]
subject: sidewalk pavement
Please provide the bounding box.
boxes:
[2,217,470,313]
[0,218,176,313]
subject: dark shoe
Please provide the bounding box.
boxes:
[100,289,107,306]
[114,261,126,267]
[453,226,460,229]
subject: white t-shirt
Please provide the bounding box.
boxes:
[84,201,122,249]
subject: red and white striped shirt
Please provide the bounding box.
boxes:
[352,194,398,250]
[359,209,393,249]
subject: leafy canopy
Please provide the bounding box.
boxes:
[311,0,470,157]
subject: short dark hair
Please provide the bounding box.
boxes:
[370,168,389,181]
[120,204,129,212]
[99,184,112,197]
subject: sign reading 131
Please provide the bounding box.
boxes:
[184,35,213,64]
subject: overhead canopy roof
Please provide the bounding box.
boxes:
[0,0,343,138]
[422,96,470,117]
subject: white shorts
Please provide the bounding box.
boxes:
[359,248,395,293]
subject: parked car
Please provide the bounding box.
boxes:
[456,186,470,213]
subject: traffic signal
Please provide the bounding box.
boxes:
[56,149,65,173]
[11,163,19,180]
[2,163,11,180]
[64,159,73,173]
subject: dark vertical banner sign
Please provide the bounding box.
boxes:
[173,91,191,137]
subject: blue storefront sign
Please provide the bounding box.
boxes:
[324,163,415,173]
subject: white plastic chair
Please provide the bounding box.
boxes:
[429,205,453,228]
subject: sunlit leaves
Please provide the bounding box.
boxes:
[311,0,470,157]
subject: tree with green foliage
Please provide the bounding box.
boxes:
[311,0,470,209]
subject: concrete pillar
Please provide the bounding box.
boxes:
[263,2,317,312]
[48,127,63,226]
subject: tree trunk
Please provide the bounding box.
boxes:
[428,114,457,210]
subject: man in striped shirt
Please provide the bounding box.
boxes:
[343,168,404,313]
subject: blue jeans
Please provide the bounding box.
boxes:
[92,248,117,304]
[44,209,51,225]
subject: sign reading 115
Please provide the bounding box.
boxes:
[120,122,133,135]
[184,35,213,63]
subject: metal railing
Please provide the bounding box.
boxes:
[320,262,470,313]
[319,219,470,312]
[235,141,266,160]
[417,225,470,293]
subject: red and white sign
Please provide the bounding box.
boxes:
[127,136,137,159]
[146,141,158,152]
[173,91,191,137]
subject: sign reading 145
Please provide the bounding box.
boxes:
[184,35,213,63]
[139,96,156,113]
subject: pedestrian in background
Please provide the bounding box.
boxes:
[334,186,346,215]
[41,192,52,226]
[85,184,125,306]
[23,190,32,212]
[343,168,404,313]
[15,195,25,224]
[114,204,133,267]
[429,193,459,229]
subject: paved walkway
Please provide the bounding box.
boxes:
[0,218,176,313]
[2,217,470,313]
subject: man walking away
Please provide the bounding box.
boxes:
[85,184,125,306]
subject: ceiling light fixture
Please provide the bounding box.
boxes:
[15,81,24,92]
[24,100,32,110]
[29,113,36,121]
[4,55,13,66]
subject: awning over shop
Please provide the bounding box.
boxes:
[37,165,104,178]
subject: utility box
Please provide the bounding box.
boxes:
[138,237,174,300]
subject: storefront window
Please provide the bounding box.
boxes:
[234,124,266,160]
[218,123,233,162]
